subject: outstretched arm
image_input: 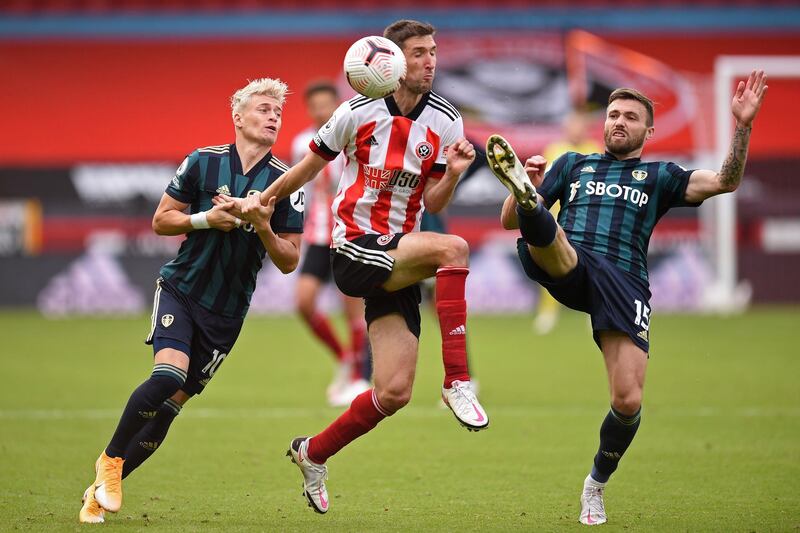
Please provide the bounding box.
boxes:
[214,151,329,215]
[685,70,768,203]
[261,151,329,203]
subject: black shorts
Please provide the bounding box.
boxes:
[516,239,652,353]
[145,278,244,395]
[331,233,422,338]
[299,243,333,282]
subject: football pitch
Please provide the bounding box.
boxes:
[1,308,798,532]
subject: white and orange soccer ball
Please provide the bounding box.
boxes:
[343,36,406,99]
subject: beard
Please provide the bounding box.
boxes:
[604,128,646,156]
[402,77,432,95]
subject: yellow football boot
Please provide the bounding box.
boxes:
[93,452,124,512]
[79,484,105,523]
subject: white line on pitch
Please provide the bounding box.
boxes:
[0,406,798,420]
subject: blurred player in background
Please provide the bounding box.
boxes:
[79,78,303,523]
[218,19,489,514]
[534,107,602,334]
[489,71,767,525]
[292,80,369,407]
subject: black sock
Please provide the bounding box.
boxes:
[516,204,558,247]
[121,397,182,479]
[590,406,641,483]
[105,364,186,458]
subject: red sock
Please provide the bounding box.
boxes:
[349,320,367,379]
[436,267,471,388]
[304,312,344,361]
[307,389,391,464]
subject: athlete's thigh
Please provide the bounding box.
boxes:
[146,279,192,371]
[527,227,579,280]
[599,331,648,398]
[369,313,419,392]
[295,274,323,309]
[342,294,364,322]
[182,308,244,396]
[383,231,459,291]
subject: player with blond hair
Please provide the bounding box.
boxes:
[79,77,303,523]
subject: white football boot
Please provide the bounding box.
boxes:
[287,437,329,514]
[326,361,353,406]
[485,134,538,210]
[330,378,371,407]
[441,380,489,431]
[579,475,608,525]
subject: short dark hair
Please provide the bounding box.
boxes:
[608,88,654,126]
[383,19,436,49]
[304,79,338,102]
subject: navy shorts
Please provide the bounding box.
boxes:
[299,243,333,282]
[145,278,244,395]
[516,239,652,353]
[331,233,422,338]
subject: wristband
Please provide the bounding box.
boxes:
[190,210,210,230]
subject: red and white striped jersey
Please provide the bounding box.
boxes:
[309,91,463,248]
[291,127,344,246]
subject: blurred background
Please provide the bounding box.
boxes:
[1,0,799,317]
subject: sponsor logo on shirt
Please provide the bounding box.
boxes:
[569,180,649,207]
[362,165,421,191]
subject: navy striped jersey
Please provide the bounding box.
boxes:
[160,144,303,318]
[539,151,699,282]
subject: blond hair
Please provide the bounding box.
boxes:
[230,78,289,117]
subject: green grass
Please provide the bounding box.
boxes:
[1,308,799,532]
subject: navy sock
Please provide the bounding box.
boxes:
[105,364,186,458]
[590,406,641,483]
[121,397,182,479]
[516,204,558,247]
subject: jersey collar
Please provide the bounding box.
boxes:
[231,143,274,178]
[603,150,641,163]
[385,92,431,121]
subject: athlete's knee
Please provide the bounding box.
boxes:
[296,300,315,321]
[375,382,413,412]
[438,234,469,266]
[611,391,642,416]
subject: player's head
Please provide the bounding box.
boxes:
[230,78,288,146]
[304,80,339,129]
[384,20,436,95]
[604,88,654,157]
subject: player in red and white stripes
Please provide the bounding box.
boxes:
[217,19,488,513]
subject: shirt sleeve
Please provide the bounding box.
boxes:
[270,186,305,234]
[165,150,200,203]
[539,152,572,209]
[309,102,354,162]
[659,162,701,208]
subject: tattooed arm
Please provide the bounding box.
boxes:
[685,70,768,203]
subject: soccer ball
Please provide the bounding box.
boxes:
[343,36,406,99]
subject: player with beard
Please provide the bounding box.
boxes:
[486,74,767,525]
[218,20,488,513]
